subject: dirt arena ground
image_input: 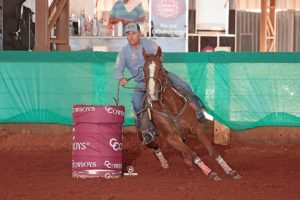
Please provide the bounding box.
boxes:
[0,126,300,200]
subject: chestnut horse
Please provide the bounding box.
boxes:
[139,47,241,181]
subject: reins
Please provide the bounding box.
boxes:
[123,67,146,90]
[114,67,146,105]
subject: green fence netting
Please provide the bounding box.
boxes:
[0,51,299,130]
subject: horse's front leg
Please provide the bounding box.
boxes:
[143,139,169,169]
[193,123,242,180]
[136,125,169,169]
[153,147,169,169]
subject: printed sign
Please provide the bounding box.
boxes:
[151,0,187,37]
[153,0,186,19]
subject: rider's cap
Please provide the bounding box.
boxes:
[125,22,141,33]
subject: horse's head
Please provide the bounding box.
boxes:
[143,47,164,101]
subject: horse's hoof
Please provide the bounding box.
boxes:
[161,162,169,169]
[208,172,222,181]
[228,170,242,180]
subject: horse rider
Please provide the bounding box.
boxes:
[114,22,206,144]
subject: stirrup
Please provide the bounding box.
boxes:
[196,111,206,123]
[141,129,157,145]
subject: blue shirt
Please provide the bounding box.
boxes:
[115,38,159,83]
[110,1,145,22]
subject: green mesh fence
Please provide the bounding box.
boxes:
[0,51,299,130]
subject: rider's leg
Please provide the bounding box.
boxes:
[166,71,203,107]
[131,82,158,144]
[166,71,206,122]
[131,82,146,129]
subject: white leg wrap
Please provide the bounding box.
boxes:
[216,156,232,174]
[194,157,212,176]
[154,149,169,169]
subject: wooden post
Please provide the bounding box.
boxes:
[260,0,267,52]
[34,0,50,51]
[269,0,276,51]
[34,0,70,51]
[56,0,70,51]
[270,0,275,25]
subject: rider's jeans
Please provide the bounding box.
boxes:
[132,82,146,129]
[166,72,203,108]
[132,72,203,129]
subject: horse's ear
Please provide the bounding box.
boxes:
[156,46,162,58]
[142,48,147,59]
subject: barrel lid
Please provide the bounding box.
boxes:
[72,105,125,124]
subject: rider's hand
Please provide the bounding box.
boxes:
[119,78,128,87]
[122,20,132,25]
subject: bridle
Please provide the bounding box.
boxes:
[144,76,164,98]
[143,57,167,101]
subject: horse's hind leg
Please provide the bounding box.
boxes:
[166,134,221,181]
[194,124,241,180]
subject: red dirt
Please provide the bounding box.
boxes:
[0,127,300,200]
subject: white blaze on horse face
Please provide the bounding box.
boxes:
[148,61,157,100]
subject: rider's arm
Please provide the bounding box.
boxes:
[114,50,127,82]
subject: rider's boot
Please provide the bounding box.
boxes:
[140,113,159,145]
[188,101,206,123]
[196,111,206,123]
